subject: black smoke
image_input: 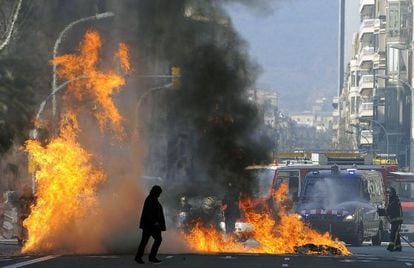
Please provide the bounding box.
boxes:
[128,0,273,193]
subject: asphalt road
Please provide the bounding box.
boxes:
[1,242,414,268]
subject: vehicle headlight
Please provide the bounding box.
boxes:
[297,214,303,220]
[344,214,354,221]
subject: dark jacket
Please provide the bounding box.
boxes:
[387,194,403,224]
[222,188,240,218]
[139,189,166,231]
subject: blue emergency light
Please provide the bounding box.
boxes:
[346,168,357,175]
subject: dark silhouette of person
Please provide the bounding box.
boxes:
[386,187,403,251]
[135,185,166,264]
[18,185,35,245]
[222,182,240,235]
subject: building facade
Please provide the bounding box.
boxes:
[336,0,413,169]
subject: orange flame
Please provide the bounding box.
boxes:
[51,30,129,132]
[116,43,131,73]
[23,31,130,253]
[23,113,105,253]
[183,183,350,255]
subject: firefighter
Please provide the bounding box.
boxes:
[386,186,403,252]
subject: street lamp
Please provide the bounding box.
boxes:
[31,75,88,139]
[345,130,371,150]
[359,117,389,162]
[376,74,414,170]
[135,67,181,134]
[134,83,174,136]
[51,12,115,119]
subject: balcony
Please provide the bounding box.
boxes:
[358,47,374,68]
[360,19,376,37]
[358,102,374,118]
[359,75,374,95]
[360,0,375,16]
[350,59,359,71]
[373,52,386,70]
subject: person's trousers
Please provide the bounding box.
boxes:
[388,223,402,250]
[225,217,236,234]
[135,228,162,259]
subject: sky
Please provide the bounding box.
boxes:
[225,0,360,113]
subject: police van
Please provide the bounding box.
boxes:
[296,166,386,246]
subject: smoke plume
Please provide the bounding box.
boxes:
[3,0,275,254]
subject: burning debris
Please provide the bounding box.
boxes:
[23,30,130,253]
[182,183,350,256]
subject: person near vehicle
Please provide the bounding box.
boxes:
[177,196,192,231]
[386,186,403,251]
[135,185,166,264]
[18,185,35,245]
[222,182,241,235]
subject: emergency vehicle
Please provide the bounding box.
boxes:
[296,167,386,246]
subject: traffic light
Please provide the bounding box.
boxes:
[171,66,181,89]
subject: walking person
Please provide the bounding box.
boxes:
[222,182,240,235]
[386,187,403,252]
[135,185,166,264]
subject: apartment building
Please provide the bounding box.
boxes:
[337,0,413,168]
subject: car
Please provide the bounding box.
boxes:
[296,166,386,246]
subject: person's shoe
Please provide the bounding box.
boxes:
[149,257,162,263]
[135,257,145,264]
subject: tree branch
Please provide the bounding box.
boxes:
[0,0,22,51]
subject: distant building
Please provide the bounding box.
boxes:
[290,98,333,131]
[247,89,278,128]
[290,112,315,127]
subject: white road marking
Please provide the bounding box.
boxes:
[282,264,289,267]
[284,257,290,261]
[3,255,59,268]
[166,256,174,259]
[405,263,413,267]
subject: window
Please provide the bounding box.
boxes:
[351,97,356,114]
[356,97,361,114]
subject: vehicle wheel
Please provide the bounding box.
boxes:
[372,222,383,246]
[351,223,364,247]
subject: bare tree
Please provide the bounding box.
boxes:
[0,0,22,51]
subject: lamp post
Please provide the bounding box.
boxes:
[31,76,88,139]
[376,74,413,170]
[51,12,115,119]
[135,68,181,134]
[359,117,389,162]
[345,129,371,150]
[134,83,173,136]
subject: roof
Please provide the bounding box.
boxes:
[245,165,277,170]
[275,164,387,171]
[390,172,414,176]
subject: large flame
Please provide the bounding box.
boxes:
[183,183,350,255]
[23,31,130,253]
[51,30,129,132]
